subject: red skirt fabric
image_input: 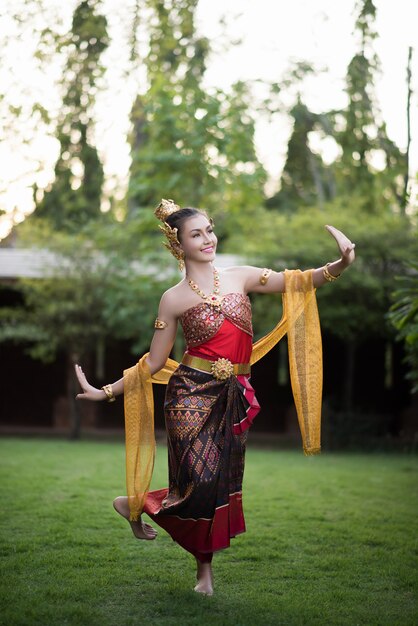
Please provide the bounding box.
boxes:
[143,362,260,562]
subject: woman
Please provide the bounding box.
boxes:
[75,199,355,596]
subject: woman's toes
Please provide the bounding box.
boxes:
[142,521,157,531]
[143,524,157,538]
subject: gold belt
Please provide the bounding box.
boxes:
[181,353,250,381]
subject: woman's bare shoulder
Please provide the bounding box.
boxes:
[219,265,265,281]
[160,281,190,316]
[161,281,185,302]
[219,265,248,276]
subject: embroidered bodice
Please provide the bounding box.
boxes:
[180,292,253,348]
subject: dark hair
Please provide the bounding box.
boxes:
[165,207,210,242]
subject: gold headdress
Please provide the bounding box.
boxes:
[154,198,180,222]
[154,199,185,271]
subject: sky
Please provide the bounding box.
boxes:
[0,0,417,240]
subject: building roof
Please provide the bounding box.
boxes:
[0,249,58,279]
[0,248,241,280]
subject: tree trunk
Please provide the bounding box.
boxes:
[402,46,412,214]
[95,337,105,380]
[307,148,325,209]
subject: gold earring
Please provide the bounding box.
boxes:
[178,258,185,272]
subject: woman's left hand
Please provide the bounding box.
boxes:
[325,225,356,267]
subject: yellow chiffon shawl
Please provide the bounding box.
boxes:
[123,268,322,520]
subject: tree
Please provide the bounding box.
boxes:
[0,227,109,437]
[268,1,406,218]
[0,218,174,437]
[402,46,413,212]
[127,0,267,246]
[35,0,109,231]
[0,1,113,434]
[334,0,406,213]
[0,0,69,238]
[242,202,417,413]
[266,98,336,213]
[260,0,414,418]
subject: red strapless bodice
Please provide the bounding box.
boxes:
[180,293,253,362]
[187,319,253,362]
[179,292,259,431]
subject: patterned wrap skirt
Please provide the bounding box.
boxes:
[143,363,260,563]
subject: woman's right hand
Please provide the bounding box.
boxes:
[74,364,106,401]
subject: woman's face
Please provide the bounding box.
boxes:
[178,214,217,263]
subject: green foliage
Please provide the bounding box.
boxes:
[334,0,405,212]
[232,203,417,344]
[313,207,416,342]
[35,0,109,231]
[0,0,69,239]
[2,4,107,416]
[268,0,406,217]
[389,260,418,393]
[0,230,108,362]
[127,0,266,244]
[2,217,176,362]
[89,218,176,354]
[256,0,415,405]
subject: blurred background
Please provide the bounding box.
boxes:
[0,0,417,448]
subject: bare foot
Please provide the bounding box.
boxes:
[194,559,213,596]
[113,496,157,540]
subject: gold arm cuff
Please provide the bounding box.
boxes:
[323,262,340,282]
[154,318,168,329]
[102,384,115,403]
[260,268,272,286]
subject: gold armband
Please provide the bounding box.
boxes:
[259,268,272,286]
[154,318,168,329]
[323,263,340,282]
[102,384,115,403]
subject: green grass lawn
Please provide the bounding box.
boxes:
[0,438,417,626]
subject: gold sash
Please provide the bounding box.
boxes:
[123,268,322,521]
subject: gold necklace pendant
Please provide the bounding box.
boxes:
[206,294,223,309]
[187,267,221,303]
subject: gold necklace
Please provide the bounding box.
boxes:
[187,266,222,308]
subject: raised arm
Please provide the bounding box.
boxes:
[244,224,355,294]
[75,291,178,401]
[311,225,355,287]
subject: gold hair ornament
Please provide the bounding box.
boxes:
[154,199,185,271]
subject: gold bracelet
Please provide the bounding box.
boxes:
[323,262,340,282]
[102,384,115,403]
[154,318,168,329]
[259,268,272,286]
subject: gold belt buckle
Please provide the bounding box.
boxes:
[211,357,234,381]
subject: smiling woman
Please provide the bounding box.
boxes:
[165,207,218,268]
[160,205,218,272]
[74,197,356,596]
